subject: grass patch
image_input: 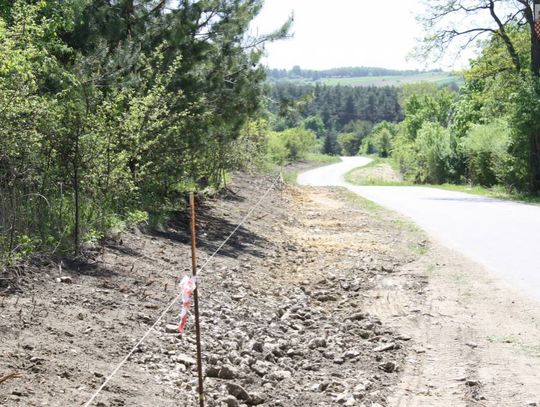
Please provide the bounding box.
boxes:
[281,154,340,185]
[341,189,386,215]
[345,157,540,206]
[305,153,341,164]
[271,73,464,88]
[312,73,461,88]
[486,335,540,358]
[432,183,540,205]
[341,189,430,256]
[282,170,300,185]
[345,157,407,186]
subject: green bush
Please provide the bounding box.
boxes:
[392,132,418,180]
[509,75,540,191]
[461,120,512,187]
[337,132,359,156]
[360,121,398,157]
[414,122,454,184]
[267,127,318,164]
[394,122,454,184]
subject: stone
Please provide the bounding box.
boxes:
[336,393,356,405]
[226,383,250,401]
[218,365,239,380]
[220,395,239,407]
[347,312,367,321]
[206,366,220,378]
[379,361,397,373]
[176,354,196,366]
[374,343,395,352]
[314,292,337,302]
[268,370,292,381]
[251,361,271,377]
[247,392,266,405]
[165,324,178,334]
[308,338,327,349]
[343,349,360,359]
[250,341,264,353]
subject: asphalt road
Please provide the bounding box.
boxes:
[298,156,540,303]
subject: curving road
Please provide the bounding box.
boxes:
[298,156,540,303]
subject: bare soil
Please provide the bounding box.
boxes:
[1,167,539,407]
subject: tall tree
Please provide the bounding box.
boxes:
[419,0,540,192]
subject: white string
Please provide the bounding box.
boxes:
[83,175,281,407]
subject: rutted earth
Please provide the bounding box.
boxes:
[1,167,539,406]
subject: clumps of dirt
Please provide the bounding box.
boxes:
[0,171,424,407]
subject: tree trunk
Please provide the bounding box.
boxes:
[529,133,540,193]
[529,2,540,193]
[73,130,80,256]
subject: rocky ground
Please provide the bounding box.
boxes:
[0,165,426,407]
[2,163,539,407]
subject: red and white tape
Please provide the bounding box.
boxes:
[178,276,197,332]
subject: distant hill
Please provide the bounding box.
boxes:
[268,66,462,88]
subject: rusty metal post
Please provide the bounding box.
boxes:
[189,192,204,407]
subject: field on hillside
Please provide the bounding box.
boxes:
[273,72,462,87]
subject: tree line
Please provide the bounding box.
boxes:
[362,0,540,194]
[0,0,288,263]
[5,0,540,266]
[268,66,444,81]
[268,82,403,154]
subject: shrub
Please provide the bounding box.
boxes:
[267,127,318,164]
[413,122,454,184]
[337,132,360,156]
[360,121,398,157]
[461,119,512,187]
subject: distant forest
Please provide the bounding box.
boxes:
[268,66,445,81]
[269,83,402,130]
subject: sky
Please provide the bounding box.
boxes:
[250,0,474,71]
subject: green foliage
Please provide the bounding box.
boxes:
[508,75,540,190]
[0,0,287,263]
[401,89,455,141]
[414,123,454,184]
[303,115,326,138]
[323,132,339,155]
[337,133,360,156]
[270,82,403,135]
[461,120,513,187]
[267,128,318,165]
[360,121,398,157]
[336,120,373,155]
[394,123,454,184]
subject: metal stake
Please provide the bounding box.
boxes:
[189,192,205,407]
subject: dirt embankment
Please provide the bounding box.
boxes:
[1,168,539,407]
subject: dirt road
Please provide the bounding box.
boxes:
[0,171,425,407]
[299,158,540,406]
[1,168,539,406]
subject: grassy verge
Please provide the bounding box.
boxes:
[340,188,429,255]
[432,184,540,205]
[344,157,408,186]
[304,153,341,164]
[282,154,340,185]
[345,157,540,206]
